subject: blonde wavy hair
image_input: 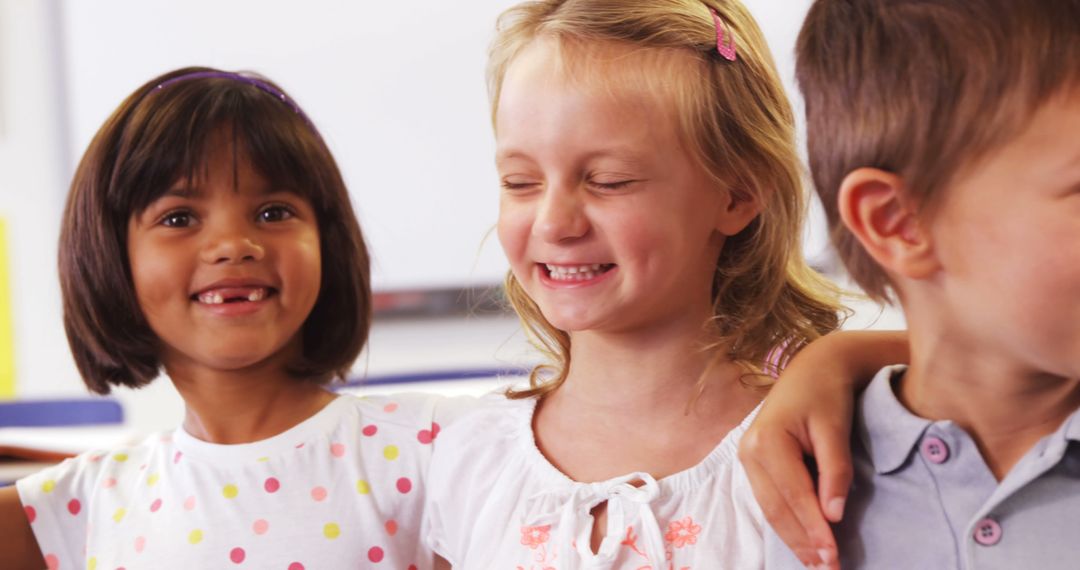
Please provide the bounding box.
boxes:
[492,0,846,399]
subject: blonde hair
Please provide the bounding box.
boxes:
[491,0,845,399]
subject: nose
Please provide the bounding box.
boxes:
[200,224,265,265]
[532,184,589,243]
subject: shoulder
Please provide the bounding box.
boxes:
[428,392,532,479]
[18,432,165,496]
[15,434,169,567]
[433,391,531,452]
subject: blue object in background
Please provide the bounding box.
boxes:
[0,398,124,428]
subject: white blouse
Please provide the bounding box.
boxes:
[425,394,765,569]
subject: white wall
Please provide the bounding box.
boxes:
[0,0,900,408]
[0,0,81,398]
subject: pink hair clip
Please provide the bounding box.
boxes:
[709,7,738,62]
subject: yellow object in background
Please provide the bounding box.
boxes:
[0,218,13,399]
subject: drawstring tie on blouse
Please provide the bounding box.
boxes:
[523,472,667,569]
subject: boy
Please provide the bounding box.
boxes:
[765,0,1080,568]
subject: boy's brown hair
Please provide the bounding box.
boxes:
[60,67,371,394]
[797,0,1080,300]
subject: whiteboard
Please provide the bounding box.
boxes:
[59,0,822,292]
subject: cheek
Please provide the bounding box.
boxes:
[128,249,175,312]
[289,233,323,304]
[496,206,530,261]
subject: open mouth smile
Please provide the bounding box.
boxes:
[193,287,275,305]
[540,263,616,283]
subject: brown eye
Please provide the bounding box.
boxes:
[258,204,295,223]
[160,210,194,228]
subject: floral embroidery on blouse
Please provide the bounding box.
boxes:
[521,525,552,549]
[612,516,699,570]
[664,516,702,548]
[518,525,557,569]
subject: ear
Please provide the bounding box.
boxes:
[715,188,762,236]
[838,168,939,279]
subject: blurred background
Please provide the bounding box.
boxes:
[0,0,902,447]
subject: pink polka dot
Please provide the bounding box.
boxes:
[408,565,418,570]
[264,477,280,493]
[44,553,59,570]
[184,496,196,511]
[88,453,104,462]
[134,535,147,553]
[310,486,328,502]
[173,451,183,464]
[417,423,441,444]
[67,499,81,515]
[330,443,346,457]
[102,478,117,489]
[230,547,246,563]
[383,402,398,413]
[396,477,412,494]
[362,424,378,436]
[24,506,36,523]
[288,564,305,570]
[295,443,305,449]
[253,519,269,535]
[368,546,385,562]
[150,498,162,513]
[385,520,398,536]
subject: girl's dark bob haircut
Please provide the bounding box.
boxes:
[60,66,371,394]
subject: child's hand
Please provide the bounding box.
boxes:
[739,377,852,569]
[739,330,908,569]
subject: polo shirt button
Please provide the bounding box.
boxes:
[974,518,1002,546]
[920,436,950,464]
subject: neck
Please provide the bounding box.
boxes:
[901,320,1080,479]
[551,314,760,421]
[167,352,337,444]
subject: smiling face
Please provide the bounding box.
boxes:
[923,92,1080,379]
[495,40,739,337]
[126,138,322,377]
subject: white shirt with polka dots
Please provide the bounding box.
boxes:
[17,393,462,570]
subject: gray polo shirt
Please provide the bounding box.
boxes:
[764,365,1080,569]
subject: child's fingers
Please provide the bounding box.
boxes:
[740,458,818,566]
[740,433,837,569]
[808,420,854,523]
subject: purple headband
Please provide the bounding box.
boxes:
[154,70,317,129]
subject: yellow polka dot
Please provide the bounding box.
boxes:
[356,480,370,495]
[41,480,56,493]
[113,508,126,523]
[223,484,239,499]
[188,529,203,544]
[256,456,269,463]
[146,473,159,487]
[383,445,399,460]
[87,557,97,570]
[324,522,341,539]
[113,453,128,462]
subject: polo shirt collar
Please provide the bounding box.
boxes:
[857,365,933,475]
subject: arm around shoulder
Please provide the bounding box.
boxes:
[739,329,909,569]
[0,486,45,570]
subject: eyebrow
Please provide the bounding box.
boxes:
[159,184,290,199]
[495,148,650,167]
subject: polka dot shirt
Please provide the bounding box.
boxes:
[17,393,459,570]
